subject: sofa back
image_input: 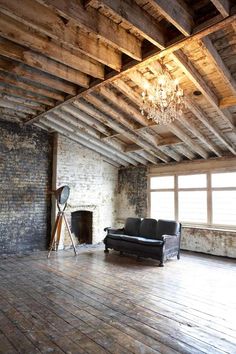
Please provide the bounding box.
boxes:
[156,219,181,239]
[124,217,141,236]
[140,218,158,239]
[123,217,181,239]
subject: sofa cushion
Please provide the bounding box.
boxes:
[139,218,158,239]
[156,219,180,240]
[122,235,163,246]
[107,233,164,246]
[124,217,141,236]
[107,233,126,241]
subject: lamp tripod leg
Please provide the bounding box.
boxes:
[48,213,61,258]
[56,214,63,251]
[63,213,77,256]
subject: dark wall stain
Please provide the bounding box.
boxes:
[118,166,148,217]
[0,119,53,254]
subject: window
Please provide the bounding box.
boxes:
[149,171,236,229]
[212,172,236,227]
[178,174,207,223]
[150,176,174,219]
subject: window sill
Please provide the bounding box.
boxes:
[182,225,236,233]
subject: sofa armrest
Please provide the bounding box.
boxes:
[161,234,178,241]
[104,227,124,234]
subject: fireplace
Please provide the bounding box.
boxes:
[71,210,93,244]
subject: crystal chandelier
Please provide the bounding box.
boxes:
[140,61,184,125]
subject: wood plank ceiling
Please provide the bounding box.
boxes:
[0,0,236,167]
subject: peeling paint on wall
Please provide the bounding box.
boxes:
[116,166,148,220]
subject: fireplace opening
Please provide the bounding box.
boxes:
[71,210,93,244]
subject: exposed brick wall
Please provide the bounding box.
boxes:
[55,134,118,245]
[0,120,52,254]
[116,166,148,223]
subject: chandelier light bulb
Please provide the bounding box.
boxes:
[140,61,184,125]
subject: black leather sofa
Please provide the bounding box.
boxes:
[104,217,181,266]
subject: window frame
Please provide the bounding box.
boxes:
[148,169,236,230]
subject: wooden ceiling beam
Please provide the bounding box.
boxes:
[128,70,209,159]
[80,94,170,162]
[149,0,193,36]
[168,124,209,159]
[62,104,113,137]
[98,86,150,127]
[46,113,138,165]
[136,150,159,164]
[0,38,89,87]
[0,57,77,96]
[59,113,142,165]
[0,107,29,120]
[96,89,180,161]
[172,49,236,131]
[185,97,236,155]
[201,37,236,96]
[0,86,54,107]
[35,0,142,60]
[42,119,126,166]
[0,72,64,102]
[210,0,230,17]
[219,96,236,109]
[178,113,222,157]
[125,144,143,152]
[0,93,45,112]
[26,8,236,125]
[173,144,195,160]
[110,80,182,161]
[0,14,104,79]
[0,0,122,71]
[0,98,38,115]
[87,0,165,48]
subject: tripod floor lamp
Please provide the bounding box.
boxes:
[48,185,77,258]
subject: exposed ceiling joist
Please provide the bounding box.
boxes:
[0,57,77,95]
[86,0,166,48]
[219,96,236,108]
[149,0,193,36]
[35,0,142,60]
[210,0,230,17]
[0,0,123,71]
[0,38,90,87]
[25,8,236,125]
[172,49,236,131]
[0,13,104,79]
[185,97,236,155]
[201,37,236,96]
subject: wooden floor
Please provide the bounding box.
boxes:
[0,248,236,354]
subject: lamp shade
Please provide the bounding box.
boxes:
[55,185,70,205]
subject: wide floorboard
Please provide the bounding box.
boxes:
[0,248,236,354]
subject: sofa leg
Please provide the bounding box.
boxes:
[159,261,164,267]
[177,252,180,260]
[104,247,109,253]
[119,251,123,256]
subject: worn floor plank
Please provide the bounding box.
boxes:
[0,248,236,354]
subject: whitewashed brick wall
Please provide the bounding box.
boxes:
[55,134,118,245]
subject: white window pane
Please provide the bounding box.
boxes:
[212,191,236,226]
[178,174,207,188]
[212,172,236,188]
[150,192,175,220]
[179,191,207,223]
[150,176,174,189]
